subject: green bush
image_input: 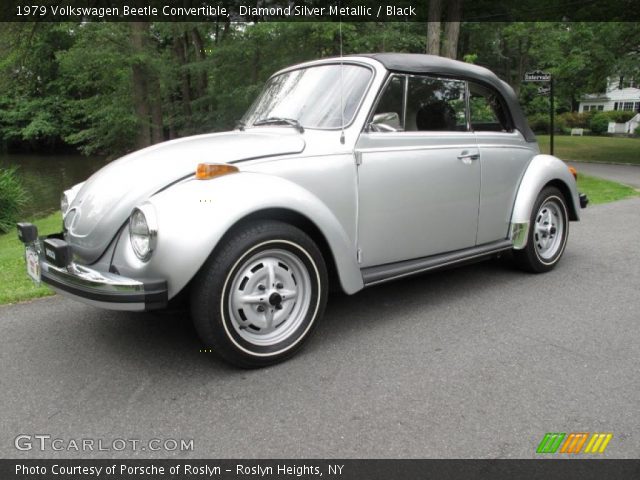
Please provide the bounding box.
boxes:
[558,111,594,128]
[599,111,636,123]
[553,115,567,133]
[635,126,640,136]
[527,113,568,134]
[0,167,28,234]
[590,113,611,135]
[528,113,549,133]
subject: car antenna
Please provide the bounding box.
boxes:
[339,10,345,145]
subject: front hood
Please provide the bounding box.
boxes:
[66,130,305,263]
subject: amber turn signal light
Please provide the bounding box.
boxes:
[195,163,239,180]
[568,166,578,180]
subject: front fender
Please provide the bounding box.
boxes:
[510,154,580,249]
[111,172,363,299]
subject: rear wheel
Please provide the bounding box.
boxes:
[514,186,569,273]
[191,220,328,368]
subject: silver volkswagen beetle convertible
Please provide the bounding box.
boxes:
[18,54,588,367]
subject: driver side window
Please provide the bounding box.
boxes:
[370,74,468,133]
[406,76,467,132]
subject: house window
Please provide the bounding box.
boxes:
[583,105,591,111]
[614,102,619,110]
[597,105,604,111]
[623,102,634,111]
[635,102,640,112]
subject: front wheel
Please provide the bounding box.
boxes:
[191,220,328,368]
[513,186,569,273]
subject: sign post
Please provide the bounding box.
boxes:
[524,70,554,155]
[550,77,554,156]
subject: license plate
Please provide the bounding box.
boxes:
[25,246,41,284]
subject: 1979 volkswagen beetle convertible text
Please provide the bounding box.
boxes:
[17,54,588,367]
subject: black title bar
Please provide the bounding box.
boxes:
[3,459,640,480]
[1,0,639,22]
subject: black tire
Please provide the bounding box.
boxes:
[513,186,569,273]
[190,220,328,368]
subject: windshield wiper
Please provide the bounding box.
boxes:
[253,117,304,133]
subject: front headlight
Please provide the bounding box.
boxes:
[129,204,158,261]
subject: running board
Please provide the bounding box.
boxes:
[361,239,513,286]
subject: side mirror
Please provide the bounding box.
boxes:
[368,112,402,132]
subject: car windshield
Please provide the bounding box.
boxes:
[242,64,372,130]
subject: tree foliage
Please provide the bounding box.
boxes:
[0,21,637,156]
[0,167,28,233]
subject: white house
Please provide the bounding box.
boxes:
[579,77,640,113]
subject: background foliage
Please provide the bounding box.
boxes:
[0,21,638,157]
[0,167,28,233]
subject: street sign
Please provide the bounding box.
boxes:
[523,69,555,155]
[524,70,551,82]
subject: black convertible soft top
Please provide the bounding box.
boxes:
[360,53,536,143]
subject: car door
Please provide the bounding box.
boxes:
[468,81,537,244]
[355,74,481,268]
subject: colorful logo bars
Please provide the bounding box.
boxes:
[537,433,612,454]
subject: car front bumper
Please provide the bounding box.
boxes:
[17,224,168,311]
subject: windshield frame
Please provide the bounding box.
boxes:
[241,60,376,132]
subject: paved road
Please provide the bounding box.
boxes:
[568,161,640,189]
[1,198,639,459]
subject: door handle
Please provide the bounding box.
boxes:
[457,151,480,161]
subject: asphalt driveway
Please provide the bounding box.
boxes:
[1,198,639,459]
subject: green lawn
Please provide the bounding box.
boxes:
[577,174,640,205]
[0,213,61,305]
[537,135,640,165]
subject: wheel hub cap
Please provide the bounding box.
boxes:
[269,292,282,306]
[227,248,312,346]
[533,199,564,260]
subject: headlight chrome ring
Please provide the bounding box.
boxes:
[61,182,84,219]
[129,204,158,262]
[60,191,70,216]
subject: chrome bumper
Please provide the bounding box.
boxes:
[19,227,167,311]
[42,261,168,311]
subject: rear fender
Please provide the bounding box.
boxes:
[510,154,580,249]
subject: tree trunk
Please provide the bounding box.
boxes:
[130,22,151,149]
[426,0,442,55]
[252,46,260,84]
[130,22,163,147]
[173,31,192,118]
[442,0,462,59]
[148,76,164,144]
[190,27,208,98]
[514,37,530,95]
